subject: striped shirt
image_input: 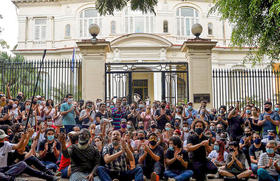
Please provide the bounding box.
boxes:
[102,144,128,172]
[258,152,280,176]
[111,108,125,130]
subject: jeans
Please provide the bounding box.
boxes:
[97,166,144,181]
[70,171,101,181]
[61,166,69,178]
[251,163,258,174]
[257,168,280,181]
[164,170,193,181]
[191,159,218,180]
[242,146,251,165]
[25,156,48,172]
[0,161,54,181]
[41,161,58,172]
[141,161,163,178]
[64,125,75,134]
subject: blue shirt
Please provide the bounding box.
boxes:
[184,109,198,126]
[259,111,279,135]
[60,102,76,125]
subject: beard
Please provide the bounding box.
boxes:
[78,142,89,150]
[112,139,119,146]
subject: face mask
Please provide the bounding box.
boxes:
[17,95,22,100]
[275,108,279,112]
[151,124,157,129]
[161,105,165,109]
[37,100,42,104]
[87,105,92,109]
[139,104,144,108]
[210,126,215,131]
[246,110,251,114]
[176,108,179,112]
[169,145,174,151]
[245,133,251,137]
[47,122,52,126]
[219,110,225,114]
[175,122,180,127]
[47,135,54,141]
[122,102,127,106]
[216,128,223,133]
[264,107,271,112]
[139,126,144,130]
[268,136,274,140]
[127,125,132,129]
[214,145,219,151]
[12,104,17,109]
[139,137,145,140]
[165,127,171,131]
[8,105,13,109]
[121,124,127,129]
[131,106,135,110]
[26,105,31,109]
[33,101,37,104]
[68,98,73,103]
[183,127,188,132]
[229,148,235,152]
[254,138,261,144]
[266,148,274,154]
[149,140,157,146]
[194,128,203,135]
[188,106,192,110]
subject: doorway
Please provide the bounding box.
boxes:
[132,79,148,100]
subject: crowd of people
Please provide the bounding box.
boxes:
[0,89,279,181]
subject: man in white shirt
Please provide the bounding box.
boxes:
[0,129,58,181]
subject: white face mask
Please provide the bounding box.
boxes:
[13,104,17,108]
[68,98,73,103]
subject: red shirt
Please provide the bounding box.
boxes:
[58,144,71,171]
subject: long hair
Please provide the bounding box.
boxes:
[217,140,225,162]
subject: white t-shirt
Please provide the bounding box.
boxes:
[44,107,55,118]
[0,141,15,168]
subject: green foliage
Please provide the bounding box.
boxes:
[96,0,158,15]
[51,82,82,103]
[210,0,280,64]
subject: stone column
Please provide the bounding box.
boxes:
[181,39,217,108]
[77,39,111,101]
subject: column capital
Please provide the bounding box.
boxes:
[181,38,217,52]
[77,39,111,56]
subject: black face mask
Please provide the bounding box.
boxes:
[16,95,22,100]
[139,137,145,140]
[264,107,271,112]
[195,128,203,135]
[229,148,235,152]
[33,101,37,104]
[7,105,13,109]
[245,133,251,137]
[217,128,223,133]
[149,140,157,146]
[175,122,180,127]
[151,125,157,129]
[161,105,165,109]
[139,126,144,130]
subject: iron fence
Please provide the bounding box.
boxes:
[212,68,280,109]
[0,59,82,103]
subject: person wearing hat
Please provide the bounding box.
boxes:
[59,128,100,181]
[258,102,280,138]
[0,129,58,180]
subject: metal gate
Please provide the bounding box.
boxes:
[105,62,189,104]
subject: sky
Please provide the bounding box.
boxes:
[0,0,18,50]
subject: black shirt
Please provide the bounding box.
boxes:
[96,111,109,125]
[155,109,171,130]
[165,149,189,172]
[139,145,164,167]
[249,143,266,160]
[227,115,244,139]
[39,139,60,163]
[187,134,208,162]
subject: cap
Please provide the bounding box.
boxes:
[0,129,8,139]
[174,129,181,136]
[187,102,193,105]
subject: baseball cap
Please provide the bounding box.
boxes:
[0,129,8,139]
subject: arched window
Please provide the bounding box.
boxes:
[124,8,154,33]
[163,20,168,33]
[111,21,116,34]
[79,8,102,37]
[208,23,213,35]
[65,24,71,37]
[176,7,199,36]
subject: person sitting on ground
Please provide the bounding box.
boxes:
[59,128,100,181]
[249,132,266,175]
[97,130,144,181]
[138,133,164,181]
[208,140,228,167]
[219,141,252,180]
[257,140,280,181]
[164,136,193,181]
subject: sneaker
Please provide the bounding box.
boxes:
[45,169,55,176]
[168,178,176,181]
